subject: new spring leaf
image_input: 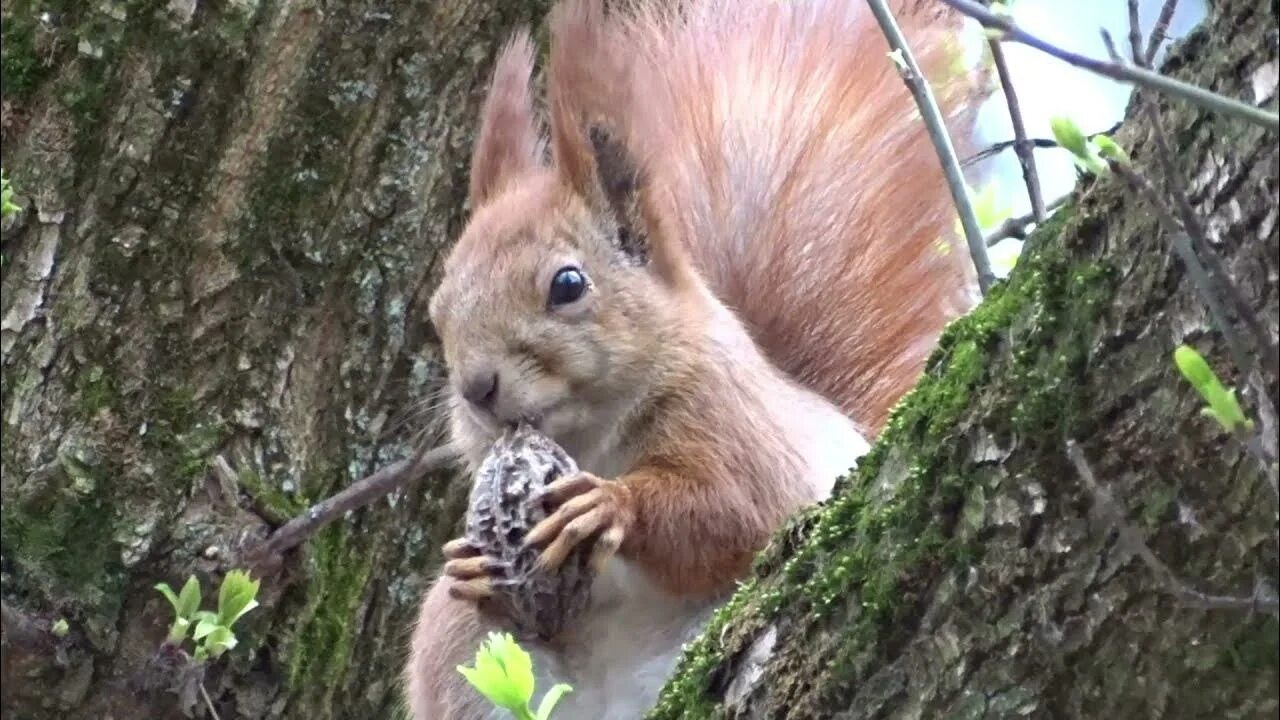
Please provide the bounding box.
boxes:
[457,632,573,719]
[457,632,536,713]
[1173,345,1253,432]
[1,170,18,219]
[217,569,260,627]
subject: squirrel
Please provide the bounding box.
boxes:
[406,0,985,717]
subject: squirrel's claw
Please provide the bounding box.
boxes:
[443,554,508,581]
[524,473,631,573]
[443,550,509,604]
[442,537,482,560]
[447,577,495,603]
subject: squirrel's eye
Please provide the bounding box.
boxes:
[548,266,588,307]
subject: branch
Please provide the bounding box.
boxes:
[1066,440,1279,616]
[1107,161,1254,386]
[1144,0,1181,67]
[962,122,1123,167]
[1109,19,1280,380]
[247,443,460,569]
[985,195,1068,247]
[940,0,1279,131]
[1114,10,1280,491]
[866,0,994,293]
[987,36,1046,222]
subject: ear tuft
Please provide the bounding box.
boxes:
[588,125,648,262]
[468,29,545,209]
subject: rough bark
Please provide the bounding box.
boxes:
[649,0,1280,717]
[1,1,545,718]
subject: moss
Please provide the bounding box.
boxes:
[74,364,122,416]
[0,9,48,102]
[1219,616,1280,673]
[650,201,1120,718]
[284,523,376,714]
[0,454,126,639]
[238,470,309,524]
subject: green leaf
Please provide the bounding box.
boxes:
[216,569,261,627]
[155,582,181,614]
[1173,345,1253,432]
[1092,135,1130,166]
[177,575,202,620]
[201,625,238,659]
[457,632,536,712]
[1,169,18,220]
[51,618,70,638]
[1050,116,1089,159]
[193,611,220,641]
[534,683,573,720]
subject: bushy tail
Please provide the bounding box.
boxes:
[549,0,991,432]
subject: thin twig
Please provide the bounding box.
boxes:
[1141,119,1280,401]
[1107,159,1279,502]
[1108,161,1254,382]
[866,0,994,293]
[251,443,460,565]
[1126,0,1145,71]
[1144,0,1181,67]
[1113,50,1280,379]
[985,195,1069,247]
[940,0,1279,131]
[200,683,223,720]
[1066,440,1279,616]
[1121,7,1280,420]
[987,37,1046,222]
[963,122,1123,167]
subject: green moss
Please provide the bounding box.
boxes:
[74,364,121,416]
[650,201,1119,718]
[285,524,375,713]
[238,470,309,524]
[0,455,125,632]
[1219,616,1279,673]
[0,11,47,102]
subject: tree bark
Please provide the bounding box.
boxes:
[649,0,1279,717]
[3,1,1276,720]
[1,1,545,718]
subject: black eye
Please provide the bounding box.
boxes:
[548,266,588,307]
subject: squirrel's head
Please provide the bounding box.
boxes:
[428,29,699,468]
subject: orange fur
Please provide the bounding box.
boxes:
[551,0,983,431]
[407,2,988,717]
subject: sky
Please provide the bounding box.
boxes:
[955,0,1210,273]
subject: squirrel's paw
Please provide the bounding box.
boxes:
[523,472,632,574]
[441,537,511,603]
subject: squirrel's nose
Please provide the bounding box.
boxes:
[461,370,499,409]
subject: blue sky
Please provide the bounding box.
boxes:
[956,0,1209,273]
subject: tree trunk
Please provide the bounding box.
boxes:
[649,0,1280,717]
[1,1,545,718]
[3,1,1276,720]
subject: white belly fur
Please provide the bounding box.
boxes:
[527,409,867,719]
[523,560,719,720]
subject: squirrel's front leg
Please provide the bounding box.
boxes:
[524,467,770,600]
[439,536,512,604]
[522,473,633,574]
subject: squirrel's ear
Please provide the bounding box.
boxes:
[586,125,650,263]
[469,30,545,209]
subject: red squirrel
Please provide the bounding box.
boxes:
[406,1,984,717]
